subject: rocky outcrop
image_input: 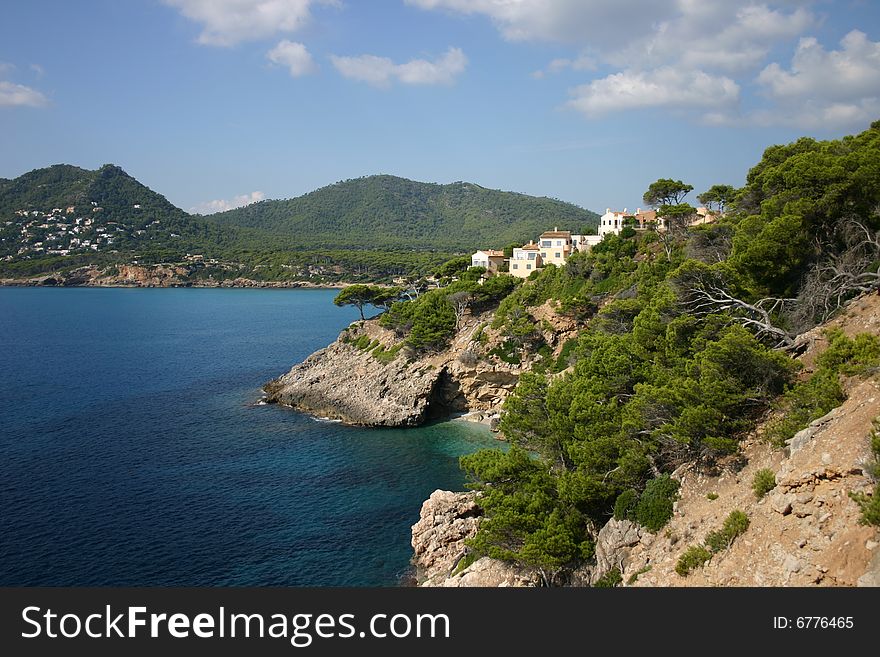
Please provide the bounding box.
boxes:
[622,377,880,588]
[410,489,540,587]
[265,309,524,427]
[264,340,444,427]
[591,518,647,585]
[436,557,540,587]
[410,292,880,588]
[411,490,482,585]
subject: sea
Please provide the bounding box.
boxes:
[0,287,499,586]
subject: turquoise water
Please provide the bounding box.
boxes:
[0,287,498,586]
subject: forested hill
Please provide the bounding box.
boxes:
[203,175,599,251]
[0,164,188,226]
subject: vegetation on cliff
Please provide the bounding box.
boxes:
[458,121,880,577]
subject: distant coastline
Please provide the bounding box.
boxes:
[0,263,352,289]
[0,277,345,290]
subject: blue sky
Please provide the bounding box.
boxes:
[1,1,879,215]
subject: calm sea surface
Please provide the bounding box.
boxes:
[0,287,497,586]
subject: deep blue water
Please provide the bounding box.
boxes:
[0,287,498,586]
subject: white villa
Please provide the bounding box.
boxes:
[470,249,506,273]
[509,242,542,278]
[598,208,661,237]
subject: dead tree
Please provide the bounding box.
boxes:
[672,265,797,349]
[447,291,473,330]
[792,218,880,329]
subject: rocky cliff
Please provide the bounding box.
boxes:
[410,490,542,587]
[412,293,880,587]
[264,308,525,427]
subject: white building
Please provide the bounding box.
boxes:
[509,242,542,279]
[470,249,506,272]
[537,228,572,266]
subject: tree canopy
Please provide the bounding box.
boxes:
[643,179,693,207]
[697,184,736,212]
[333,284,395,320]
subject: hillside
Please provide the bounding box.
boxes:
[1,167,598,283]
[0,164,245,264]
[204,175,599,251]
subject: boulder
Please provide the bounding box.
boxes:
[411,490,482,585]
[591,518,644,584]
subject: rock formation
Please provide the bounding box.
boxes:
[264,309,524,427]
[264,339,444,427]
[410,489,540,587]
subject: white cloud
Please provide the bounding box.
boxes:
[721,30,880,129]
[191,191,265,214]
[267,40,316,77]
[0,81,48,108]
[758,30,880,101]
[612,2,814,73]
[0,62,14,75]
[411,1,815,73]
[164,0,337,46]
[30,63,45,77]
[566,66,739,117]
[331,47,467,87]
[410,0,820,126]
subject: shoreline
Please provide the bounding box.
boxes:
[0,279,347,290]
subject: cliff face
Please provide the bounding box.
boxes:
[264,338,444,427]
[411,490,542,587]
[264,309,524,427]
[623,376,879,587]
[412,293,880,587]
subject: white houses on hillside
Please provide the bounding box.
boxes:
[598,208,661,237]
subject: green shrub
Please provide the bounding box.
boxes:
[372,343,402,364]
[818,329,880,375]
[763,370,844,446]
[765,331,880,447]
[613,489,639,521]
[553,339,579,373]
[850,419,880,527]
[633,475,680,532]
[593,567,622,588]
[472,322,488,345]
[451,551,479,576]
[704,510,750,553]
[488,340,522,365]
[406,290,457,352]
[706,492,719,500]
[675,546,712,576]
[626,565,651,585]
[348,334,372,350]
[752,468,777,499]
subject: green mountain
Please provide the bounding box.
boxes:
[0,164,240,260]
[1,166,599,281]
[0,163,186,224]
[203,175,599,251]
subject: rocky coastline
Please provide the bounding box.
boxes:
[263,310,524,427]
[0,264,344,289]
[409,293,880,587]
